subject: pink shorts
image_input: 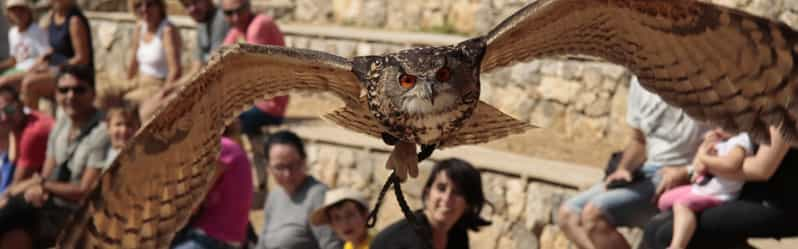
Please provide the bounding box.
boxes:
[658,185,723,212]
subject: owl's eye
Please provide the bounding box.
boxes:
[399,74,417,89]
[435,67,451,82]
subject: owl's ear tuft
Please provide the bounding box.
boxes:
[456,37,487,65]
[352,56,383,81]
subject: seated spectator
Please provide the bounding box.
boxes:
[0,64,110,249]
[557,77,707,249]
[103,101,140,167]
[222,0,289,136]
[172,133,253,249]
[371,158,491,249]
[310,188,372,249]
[645,126,798,249]
[124,0,182,104]
[0,0,50,89]
[255,130,342,249]
[0,127,11,194]
[656,129,753,249]
[138,0,230,121]
[20,0,93,111]
[0,85,53,185]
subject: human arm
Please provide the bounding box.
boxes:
[39,166,101,201]
[0,57,16,72]
[708,127,789,181]
[67,16,92,66]
[605,127,647,184]
[162,24,182,84]
[127,24,140,80]
[695,145,746,176]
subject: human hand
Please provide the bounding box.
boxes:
[23,184,48,208]
[654,166,690,201]
[605,168,633,186]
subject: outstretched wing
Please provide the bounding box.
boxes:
[481,0,798,144]
[57,44,363,248]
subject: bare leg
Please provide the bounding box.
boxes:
[583,203,630,249]
[0,72,26,89]
[21,70,56,110]
[558,205,596,249]
[669,204,696,249]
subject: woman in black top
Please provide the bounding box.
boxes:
[371,158,491,249]
[21,0,93,111]
[644,126,798,249]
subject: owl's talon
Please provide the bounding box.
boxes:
[382,133,399,146]
[417,144,437,161]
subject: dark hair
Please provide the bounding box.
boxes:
[422,158,491,231]
[58,64,95,89]
[0,85,20,102]
[264,130,306,160]
[326,199,369,222]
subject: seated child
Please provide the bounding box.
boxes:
[104,102,141,167]
[310,188,371,249]
[657,128,754,249]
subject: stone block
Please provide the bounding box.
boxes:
[539,225,573,249]
[599,63,629,80]
[510,61,542,86]
[481,172,507,216]
[504,178,526,220]
[355,42,373,56]
[607,83,629,139]
[529,101,566,129]
[565,111,609,139]
[469,216,503,249]
[747,0,782,18]
[295,0,334,23]
[525,182,572,231]
[539,61,563,76]
[780,10,798,30]
[538,76,583,104]
[386,0,423,30]
[582,67,603,90]
[309,39,336,54]
[584,93,611,117]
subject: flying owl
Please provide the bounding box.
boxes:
[57,0,798,248]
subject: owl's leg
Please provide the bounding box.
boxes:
[417,144,437,161]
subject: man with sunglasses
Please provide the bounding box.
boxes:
[0,85,53,187]
[221,0,289,137]
[0,64,110,248]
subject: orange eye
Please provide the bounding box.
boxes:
[435,67,451,82]
[399,74,417,89]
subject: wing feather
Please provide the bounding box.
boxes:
[57,44,362,249]
[481,0,798,145]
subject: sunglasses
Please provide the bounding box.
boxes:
[57,85,89,95]
[222,2,249,16]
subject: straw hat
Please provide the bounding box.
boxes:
[310,188,369,226]
[5,0,31,9]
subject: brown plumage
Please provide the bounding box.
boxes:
[58,0,798,248]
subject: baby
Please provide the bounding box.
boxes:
[657,128,753,249]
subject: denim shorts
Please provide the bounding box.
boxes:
[563,163,664,227]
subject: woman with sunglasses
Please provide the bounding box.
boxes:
[124,0,182,105]
[19,0,93,112]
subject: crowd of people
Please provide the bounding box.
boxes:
[0,1,796,249]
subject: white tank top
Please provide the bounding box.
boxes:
[136,20,170,79]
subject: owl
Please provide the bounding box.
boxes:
[58,0,798,248]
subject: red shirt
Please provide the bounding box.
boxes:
[15,111,53,171]
[224,14,289,118]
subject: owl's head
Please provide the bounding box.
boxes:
[354,38,485,116]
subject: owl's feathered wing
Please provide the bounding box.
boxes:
[57,44,364,249]
[482,0,798,144]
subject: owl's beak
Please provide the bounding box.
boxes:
[420,81,436,105]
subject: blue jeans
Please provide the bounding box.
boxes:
[563,163,664,227]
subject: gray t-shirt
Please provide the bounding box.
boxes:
[627,77,708,167]
[256,176,342,249]
[46,111,111,209]
[195,7,230,63]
